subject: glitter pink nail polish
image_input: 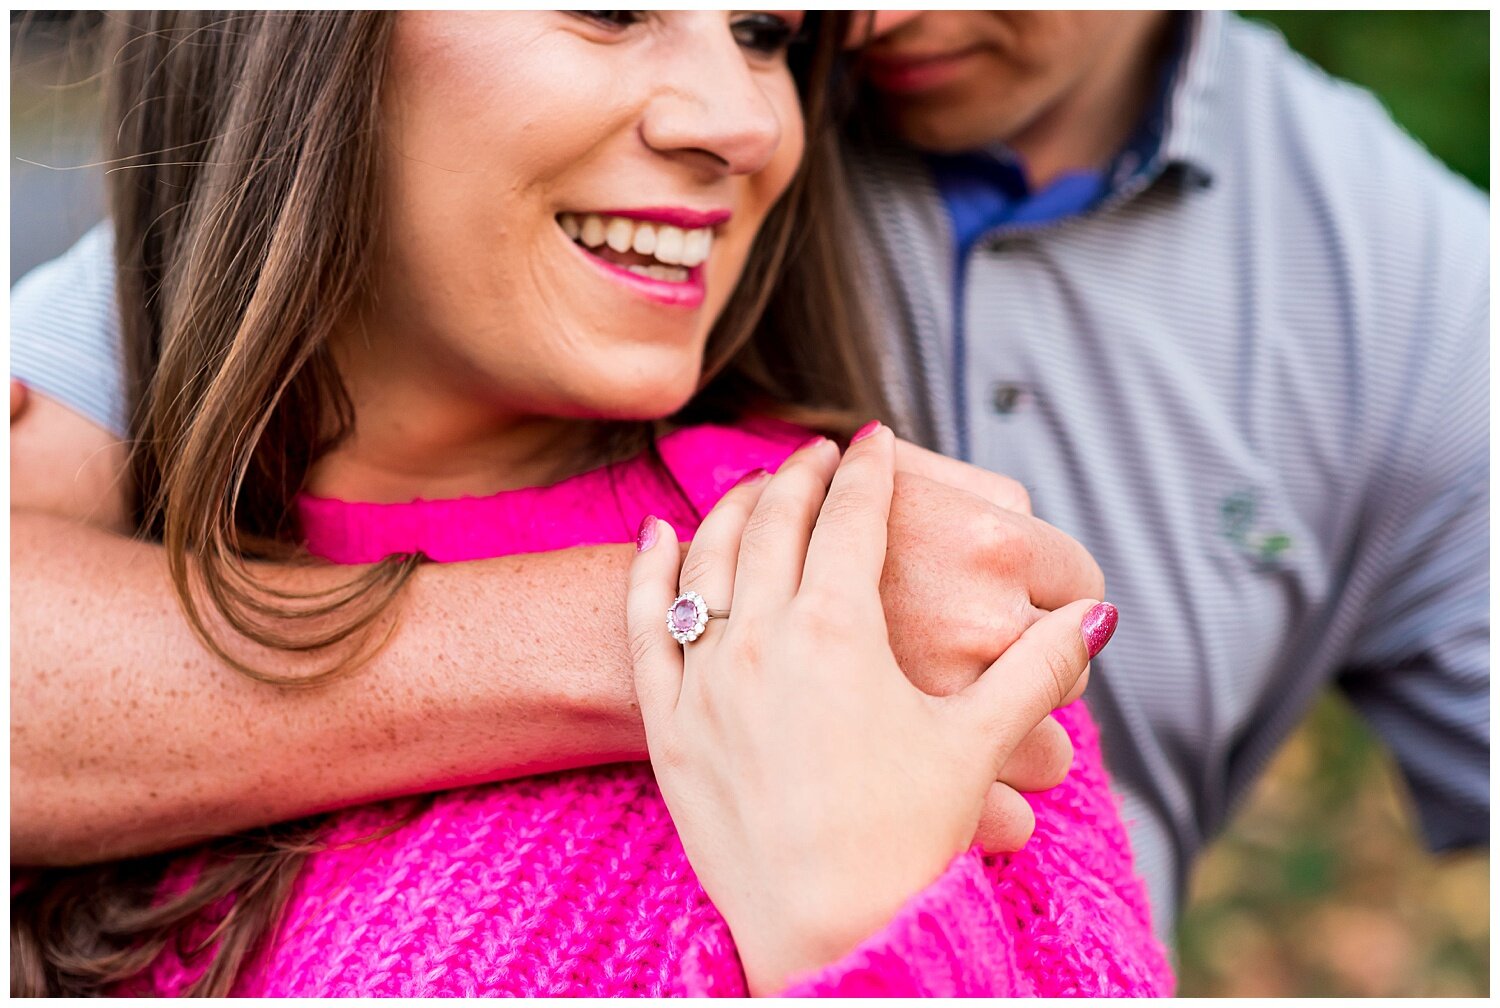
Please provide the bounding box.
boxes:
[636,515,658,553]
[1081,602,1118,658]
[850,419,883,444]
[797,435,827,452]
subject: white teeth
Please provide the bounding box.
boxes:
[679,229,710,268]
[559,212,714,272]
[654,226,685,265]
[624,263,690,283]
[605,216,633,254]
[631,222,657,256]
[580,214,605,248]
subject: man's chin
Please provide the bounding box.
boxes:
[880,103,1000,155]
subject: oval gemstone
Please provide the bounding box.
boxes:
[670,598,699,634]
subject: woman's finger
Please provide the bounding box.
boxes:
[626,516,686,728]
[674,468,773,647]
[800,421,895,599]
[730,436,840,614]
[951,599,1113,764]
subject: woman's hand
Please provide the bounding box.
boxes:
[627,425,1109,995]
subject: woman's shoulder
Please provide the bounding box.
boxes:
[653,415,817,517]
[295,416,819,563]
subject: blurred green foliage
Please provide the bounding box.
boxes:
[1177,17,1488,997]
[1247,11,1489,189]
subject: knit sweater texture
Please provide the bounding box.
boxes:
[132,417,1174,996]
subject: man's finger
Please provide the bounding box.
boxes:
[953,598,1112,758]
[974,783,1037,855]
[11,379,27,422]
[894,437,1032,515]
[996,714,1074,793]
[626,517,686,729]
[890,438,1105,605]
[1009,516,1107,610]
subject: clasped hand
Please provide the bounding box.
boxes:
[628,426,1105,994]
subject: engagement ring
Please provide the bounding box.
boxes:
[668,590,728,644]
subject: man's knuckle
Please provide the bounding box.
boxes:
[978,602,1028,650]
[973,507,1015,553]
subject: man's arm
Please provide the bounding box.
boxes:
[13,510,646,866]
[12,390,645,865]
[13,389,1093,866]
[1335,290,1489,851]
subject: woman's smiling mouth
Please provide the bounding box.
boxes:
[558,209,726,308]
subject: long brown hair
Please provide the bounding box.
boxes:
[13,10,883,996]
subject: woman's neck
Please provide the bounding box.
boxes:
[307,410,596,504]
[306,332,598,504]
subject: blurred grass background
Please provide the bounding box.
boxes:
[10,10,1492,998]
[1174,10,1489,997]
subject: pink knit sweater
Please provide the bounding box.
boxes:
[135,417,1174,997]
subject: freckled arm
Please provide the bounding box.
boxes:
[12,391,650,866]
[10,510,649,866]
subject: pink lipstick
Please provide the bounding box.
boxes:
[589,207,731,230]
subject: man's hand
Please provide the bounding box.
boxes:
[11,379,27,422]
[890,438,1106,853]
[895,437,1035,515]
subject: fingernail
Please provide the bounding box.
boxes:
[733,467,768,489]
[850,419,883,444]
[636,515,658,553]
[797,435,827,452]
[1081,602,1118,658]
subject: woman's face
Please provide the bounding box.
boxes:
[364,11,807,424]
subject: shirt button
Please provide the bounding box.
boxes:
[990,382,1031,415]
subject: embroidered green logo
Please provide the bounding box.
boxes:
[1220,491,1293,564]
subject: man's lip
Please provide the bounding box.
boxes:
[863,46,983,95]
[581,207,731,230]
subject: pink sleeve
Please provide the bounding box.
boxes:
[775,849,1020,998]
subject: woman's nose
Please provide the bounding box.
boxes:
[639,48,784,177]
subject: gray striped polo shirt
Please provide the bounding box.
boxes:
[10,11,1488,946]
[846,10,1488,941]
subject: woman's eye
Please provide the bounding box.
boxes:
[730,13,798,57]
[572,11,642,30]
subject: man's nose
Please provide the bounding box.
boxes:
[845,11,923,49]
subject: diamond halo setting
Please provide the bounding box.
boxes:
[667,590,711,644]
